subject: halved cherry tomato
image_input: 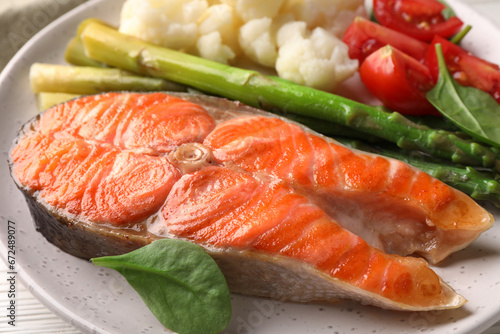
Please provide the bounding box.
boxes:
[342,16,429,63]
[359,45,439,115]
[426,36,500,103]
[373,0,463,42]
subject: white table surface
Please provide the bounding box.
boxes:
[1,0,500,333]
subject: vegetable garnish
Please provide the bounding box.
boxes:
[427,44,500,148]
[91,239,232,334]
[79,19,500,170]
[117,0,360,92]
[358,45,438,116]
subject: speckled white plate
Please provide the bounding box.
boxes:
[1,0,500,333]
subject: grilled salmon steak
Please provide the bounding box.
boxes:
[9,92,493,311]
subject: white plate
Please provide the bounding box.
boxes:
[1,0,500,333]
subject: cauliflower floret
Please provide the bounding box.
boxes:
[197,31,236,64]
[119,0,361,90]
[119,0,208,51]
[238,17,278,68]
[198,4,240,58]
[276,21,358,92]
[233,0,285,22]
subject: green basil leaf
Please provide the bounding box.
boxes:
[91,239,231,334]
[426,43,500,148]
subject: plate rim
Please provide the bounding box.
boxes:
[1,0,500,333]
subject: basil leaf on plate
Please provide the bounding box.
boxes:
[92,239,231,334]
[426,43,500,148]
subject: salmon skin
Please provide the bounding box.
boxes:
[9,92,493,311]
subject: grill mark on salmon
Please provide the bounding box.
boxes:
[9,92,493,311]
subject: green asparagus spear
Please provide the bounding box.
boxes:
[65,37,107,67]
[404,114,462,133]
[338,138,500,208]
[64,19,117,67]
[30,63,188,95]
[78,20,500,171]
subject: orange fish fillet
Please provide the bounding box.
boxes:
[9,92,493,311]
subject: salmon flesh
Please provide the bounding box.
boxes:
[9,92,494,311]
